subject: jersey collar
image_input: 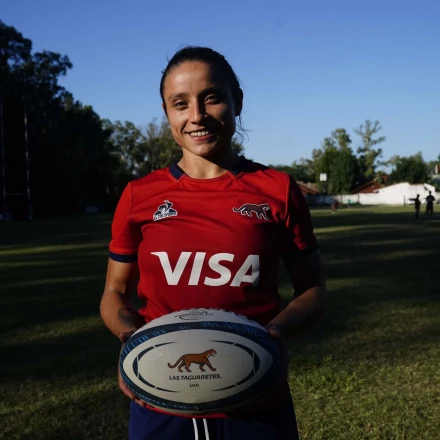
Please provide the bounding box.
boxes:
[169,155,248,179]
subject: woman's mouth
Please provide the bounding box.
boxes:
[187,130,216,141]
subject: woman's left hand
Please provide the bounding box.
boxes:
[265,323,289,384]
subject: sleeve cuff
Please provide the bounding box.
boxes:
[109,251,138,262]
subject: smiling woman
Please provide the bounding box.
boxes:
[159,47,244,178]
[100,46,327,440]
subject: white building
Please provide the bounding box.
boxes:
[337,183,438,206]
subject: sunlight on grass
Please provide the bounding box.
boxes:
[315,224,392,234]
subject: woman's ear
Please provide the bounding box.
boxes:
[162,102,167,115]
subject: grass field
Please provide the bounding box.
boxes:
[1,206,439,439]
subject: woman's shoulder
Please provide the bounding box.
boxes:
[130,167,171,186]
[126,167,175,200]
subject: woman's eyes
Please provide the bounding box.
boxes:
[172,95,222,109]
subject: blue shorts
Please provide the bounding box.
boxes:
[129,397,299,440]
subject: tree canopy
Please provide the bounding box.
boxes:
[1,20,119,218]
[0,21,244,219]
[388,153,431,184]
[1,20,437,219]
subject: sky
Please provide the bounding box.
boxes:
[2,0,440,167]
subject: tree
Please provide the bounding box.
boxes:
[138,118,180,176]
[354,120,386,181]
[269,159,315,182]
[1,20,118,217]
[0,21,33,218]
[232,138,245,156]
[104,120,146,178]
[314,129,358,193]
[388,152,430,184]
[107,117,246,185]
[426,154,440,175]
[1,21,247,218]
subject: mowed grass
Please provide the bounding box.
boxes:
[1,207,439,439]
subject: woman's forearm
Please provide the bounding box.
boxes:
[268,286,327,338]
[100,288,145,338]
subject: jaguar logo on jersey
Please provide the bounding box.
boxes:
[232,203,270,220]
[153,200,178,221]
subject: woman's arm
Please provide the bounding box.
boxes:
[100,258,147,406]
[100,258,144,338]
[248,251,326,408]
[268,251,327,337]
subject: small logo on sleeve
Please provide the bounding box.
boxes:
[153,200,178,221]
[232,203,270,220]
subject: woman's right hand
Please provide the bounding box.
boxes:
[118,330,146,408]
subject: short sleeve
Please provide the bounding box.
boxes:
[109,182,142,262]
[280,176,318,259]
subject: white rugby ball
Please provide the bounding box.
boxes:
[119,308,282,415]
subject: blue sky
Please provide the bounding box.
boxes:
[3,0,440,167]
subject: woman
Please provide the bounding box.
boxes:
[100,46,327,440]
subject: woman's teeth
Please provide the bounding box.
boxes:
[190,131,211,137]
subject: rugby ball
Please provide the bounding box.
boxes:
[119,308,282,415]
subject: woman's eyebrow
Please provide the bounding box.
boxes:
[167,87,223,102]
[168,92,188,101]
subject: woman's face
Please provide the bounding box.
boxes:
[162,61,241,159]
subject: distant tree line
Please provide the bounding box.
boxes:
[1,21,437,219]
[1,21,116,218]
[0,21,244,219]
[270,122,439,194]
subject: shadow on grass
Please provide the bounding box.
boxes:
[0,255,107,332]
[2,386,130,440]
[1,210,439,438]
[0,214,112,248]
[0,325,120,383]
[279,209,440,367]
[1,210,439,350]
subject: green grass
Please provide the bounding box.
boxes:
[1,207,439,439]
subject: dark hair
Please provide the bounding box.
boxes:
[160,46,245,140]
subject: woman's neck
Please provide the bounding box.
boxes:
[177,151,240,179]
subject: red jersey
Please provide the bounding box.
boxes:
[109,156,317,326]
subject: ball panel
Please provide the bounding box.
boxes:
[133,308,265,334]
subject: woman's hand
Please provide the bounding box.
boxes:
[229,323,289,416]
[265,323,289,383]
[118,330,146,408]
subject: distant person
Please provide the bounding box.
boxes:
[99,46,327,440]
[331,200,339,214]
[425,191,435,216]
[414,194,421,219]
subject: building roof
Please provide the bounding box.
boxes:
[297,182,319,195]
[351,181,384,194]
